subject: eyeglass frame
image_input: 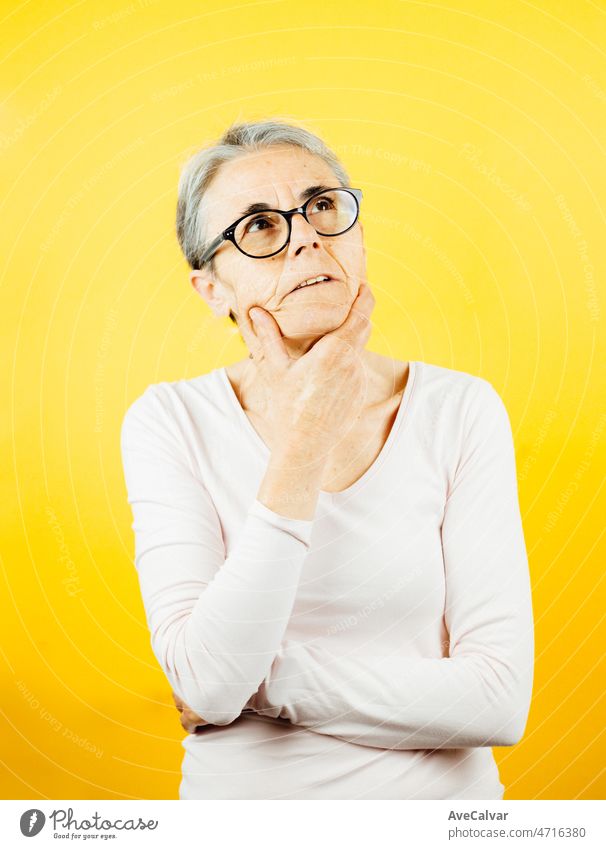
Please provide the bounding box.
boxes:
[196,186,363,267]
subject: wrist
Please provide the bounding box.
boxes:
[258,441,328,521]
[272,432,333,466]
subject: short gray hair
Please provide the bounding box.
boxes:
[175,118,351,324]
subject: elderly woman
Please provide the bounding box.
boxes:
[120,119,534,800]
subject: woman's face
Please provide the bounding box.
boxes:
[190,144,368,348]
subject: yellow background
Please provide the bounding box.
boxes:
[1,0,605,800]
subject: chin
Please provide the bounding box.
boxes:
[278,300,350,341]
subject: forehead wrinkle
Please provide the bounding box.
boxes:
[210,181,338,235]
[205,147,340,234]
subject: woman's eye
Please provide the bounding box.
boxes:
[247,215,274,233]
[311,197,335,212]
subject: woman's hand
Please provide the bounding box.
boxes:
[238,282,376,456]
[171,691,210,734]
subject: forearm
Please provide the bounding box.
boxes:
[257,437,329,521]
[151,442,322,724]
[249,634,534,749]
[153,512,306,723]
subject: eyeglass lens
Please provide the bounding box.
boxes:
[233,189,358,258]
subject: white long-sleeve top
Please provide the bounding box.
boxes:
[120,359,534,800]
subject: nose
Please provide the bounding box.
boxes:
[286,210,322,257]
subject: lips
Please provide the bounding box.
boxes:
[288,274,335,295]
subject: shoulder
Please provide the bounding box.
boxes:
[120,381,169,437]
[413,361,513,457]
[119,382,175,460]
[418,360,506,414]
[120,369,224,447]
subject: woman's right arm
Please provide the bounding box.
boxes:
[120,390,324,726]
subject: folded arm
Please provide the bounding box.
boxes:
[247,380,535,749]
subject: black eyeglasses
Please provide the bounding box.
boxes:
[196,186,363,267]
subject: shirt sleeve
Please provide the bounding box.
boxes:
[247,379,535,749]
[120,385,313,726]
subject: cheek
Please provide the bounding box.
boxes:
[336,235,365,275]
[228,263,277,311]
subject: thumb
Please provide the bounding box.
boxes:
[248,307,290,367]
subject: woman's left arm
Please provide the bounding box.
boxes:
[245,380,535,749]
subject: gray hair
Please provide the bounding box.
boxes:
[175,118,351,324]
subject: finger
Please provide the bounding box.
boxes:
[246,307,291,368]
[180,711,194,733]
[180,714,197,734]
[235,308,264,361]
[325,282,374,351]
[183,707,208,726]
[171,691,184,710]
[181,709,209,733]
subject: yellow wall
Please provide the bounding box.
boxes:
[1,0,604,800]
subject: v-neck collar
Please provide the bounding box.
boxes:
[218,360,418,500]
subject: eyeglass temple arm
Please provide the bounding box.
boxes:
[198,232,225,267]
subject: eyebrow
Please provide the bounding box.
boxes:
[237,184,335,218]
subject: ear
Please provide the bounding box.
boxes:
[190,269,231,318]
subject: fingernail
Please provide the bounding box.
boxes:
[249,308,262,325]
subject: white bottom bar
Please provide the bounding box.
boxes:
[0,799,603,848]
